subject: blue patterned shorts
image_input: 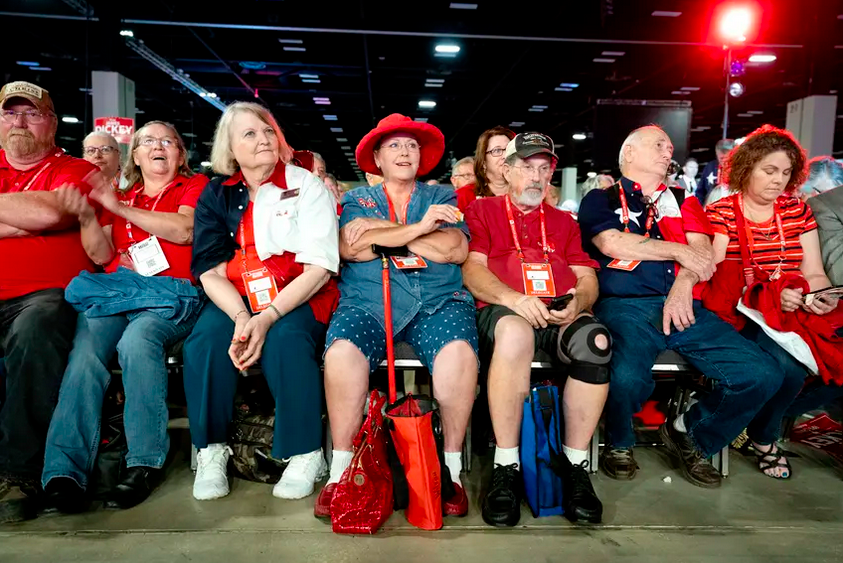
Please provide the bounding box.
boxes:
[325,300,479,373]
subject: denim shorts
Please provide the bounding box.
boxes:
[325,300,479,373]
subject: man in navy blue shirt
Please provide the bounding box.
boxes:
[578,126,783,489]
[694,138,735,205]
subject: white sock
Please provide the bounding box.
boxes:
[494,446,520,471]
[444,451,462,487]
[674,415,687,433]
[327,450,353,485]
[563,445,588,467]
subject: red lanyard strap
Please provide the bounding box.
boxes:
[125,182,172,244]
[383,183,412,225]
[618,185,656,238]
[504,195,549,263]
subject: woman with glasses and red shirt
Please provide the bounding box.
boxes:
[704,125,842,480]
[455,126,515,213]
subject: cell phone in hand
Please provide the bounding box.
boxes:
[549,294,573,311]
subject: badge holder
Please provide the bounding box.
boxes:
[241,268,279,313]
[521,262,556,297]
[128,235,170,277]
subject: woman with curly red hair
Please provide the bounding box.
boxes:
[705,125,840,480]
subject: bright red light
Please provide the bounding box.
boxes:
[720,7,752,42]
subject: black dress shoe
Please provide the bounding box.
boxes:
[481,463,522,527]
[45,477,90,514]
[105,467,163,510]
[560,461,603,524]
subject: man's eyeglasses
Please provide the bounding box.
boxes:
[452,173,474,179]
[380,141,421,153]
[485,147,506,157]
[512,163,553,177]
[138,137,176,149]
[0,109,54,124]
[84,146,118,156]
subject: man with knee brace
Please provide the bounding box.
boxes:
[0,81,101,522]
[462,132,611,526]
[578,126,785,489]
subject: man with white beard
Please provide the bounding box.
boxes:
[0,81,101,522]
[462,132,611,527]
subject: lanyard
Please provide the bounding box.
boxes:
[125,181,173,244]
[21,159,54,192]
[617,184,658,238]
[383,183,413,224]
[238,204,252,272]
[738,194,786,263]
[504,195,549,263]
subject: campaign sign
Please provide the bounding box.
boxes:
[94,117,135,145]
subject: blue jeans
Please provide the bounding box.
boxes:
[42,311,196,490]
[740,324,812,444]
[595,297,784,457]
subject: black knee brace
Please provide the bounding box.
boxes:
[556,316,612,384]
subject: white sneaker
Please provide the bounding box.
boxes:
[193,444,232,501]
[272,449,327,500]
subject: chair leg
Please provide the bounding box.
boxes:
[719,445,729,477]
[588,427,600,474]
[464,420,472,473]
[191,444,198,472]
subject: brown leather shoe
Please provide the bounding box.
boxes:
[599,447,639,480]
[659,421,722,489]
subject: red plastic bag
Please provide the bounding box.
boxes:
[330,391,393,534]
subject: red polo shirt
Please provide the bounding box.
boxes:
[104,174,208,282]
[455,184,477,212]
[466,195,599,308]
[0,148,99,300]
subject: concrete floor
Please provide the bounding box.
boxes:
[2,432,842,562]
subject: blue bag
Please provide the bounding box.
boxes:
[520,384,564,517]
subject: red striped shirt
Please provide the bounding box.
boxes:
[706,194,816,276]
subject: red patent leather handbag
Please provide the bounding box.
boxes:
[330,391,394,534]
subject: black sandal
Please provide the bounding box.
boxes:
[754,443,792,480]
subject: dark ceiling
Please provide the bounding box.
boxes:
[2,0,842,183]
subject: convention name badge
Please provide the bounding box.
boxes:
[128,235,170,277]
[390,254,429,270]
[241,268,279,313]
[607,259,641,271]
[522,263,555,297]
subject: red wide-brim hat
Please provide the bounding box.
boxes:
[355,113,445,177]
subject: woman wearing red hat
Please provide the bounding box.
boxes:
[316,114,479,519]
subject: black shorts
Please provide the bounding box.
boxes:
[475,304,561,368]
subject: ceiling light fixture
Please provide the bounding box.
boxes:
[418,100,437,108]
[748,53,776,63]
[572,133,587,141]
[528,108,544,112]
[652,11,682,17]
[602,51,625,57]
[302,79,321,84]
[278,39,304,44]
[330,127,343,132]
[671,91,691,95]
[559,83,579,88]
[119,30,134,37]
[299,74,319,79]
[555,87,573,92]
[435,44,461,54]
[323,115,338,121]
[681,86,701,91]
[449,2,478,8]
[16,61,39,66]
[593,58,615,63]
[28,67,52,71]
[587,172,597,178]
[425,83,443,88]
[61,116,79,124]
[283,47,306,52]
[532,105,548,109]
[747,110,764,115]
[314,100,330,105]
[200,161,212,167]
[414,118,429,122]
[336,137,348,142]
[425,79,445,83]
[341,145,352,150]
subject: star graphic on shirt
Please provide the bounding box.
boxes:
[615,207,642,227]
[707,172,717,185]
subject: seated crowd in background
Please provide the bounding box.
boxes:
[1,79,841,527]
